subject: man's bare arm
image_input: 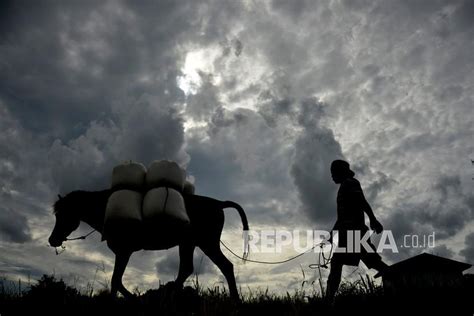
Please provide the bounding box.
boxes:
[359,192,376,221]
[355,191,384,233]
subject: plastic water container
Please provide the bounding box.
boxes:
[146,160,185,192]
[143,187,190,223]
[111,161,146,191]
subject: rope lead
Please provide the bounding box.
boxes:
[220,240,333,268]
[54,229,97,255]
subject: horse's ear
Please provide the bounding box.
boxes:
[58,194,63,200]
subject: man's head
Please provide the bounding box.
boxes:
[330,160,355,184]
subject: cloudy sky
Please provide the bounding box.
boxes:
[1,0,473,295]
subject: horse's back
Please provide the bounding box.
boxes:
[183,194,224,213]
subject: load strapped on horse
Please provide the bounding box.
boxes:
[104,160,195,242]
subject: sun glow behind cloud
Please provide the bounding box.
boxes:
[177,48,222,96]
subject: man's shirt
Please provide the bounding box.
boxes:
[336,177,366,230]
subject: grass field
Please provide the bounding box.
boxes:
[0,274,472,316]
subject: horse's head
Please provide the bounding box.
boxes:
[48,194,81,247]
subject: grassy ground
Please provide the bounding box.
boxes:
[0,274,472,316]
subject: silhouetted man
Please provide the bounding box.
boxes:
[326,160,388,302]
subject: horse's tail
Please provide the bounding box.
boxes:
[222,201,249,231]
[222,201,250,259]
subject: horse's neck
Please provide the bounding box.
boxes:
[78,190,108,233]
[81,212,103,232]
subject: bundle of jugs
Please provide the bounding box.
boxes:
[103,160,195,240]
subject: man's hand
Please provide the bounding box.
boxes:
[322,231,333,245]
[370,219,383,234]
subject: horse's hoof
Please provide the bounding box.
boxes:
[124,293,138,302]
[164,281,183,292]
[230,296,242,305]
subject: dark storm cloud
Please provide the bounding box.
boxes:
[0,105,52,242]
[384,175,474,246]
[378,175,473,265]
[0,0,247,196]
[0,0,199,194]
[0,0,203,140]
[415,175,474,239]
[0,207,30,243]
[290,99,344,226]
[186,105,305,227]
[381,173,474,262]
[350,161,397,205]
[0,1,109,138]
[49,94,187,193]
[186,132,242,200]
[432,244,454,259]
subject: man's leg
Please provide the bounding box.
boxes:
[362,252,388,278]
[370,258,388,271]
[326,259,343,302]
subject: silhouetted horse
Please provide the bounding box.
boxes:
[48,189,249,300]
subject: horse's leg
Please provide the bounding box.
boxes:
[201,243,239,300]
[111,252,134,298]
[175,242,195,288]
